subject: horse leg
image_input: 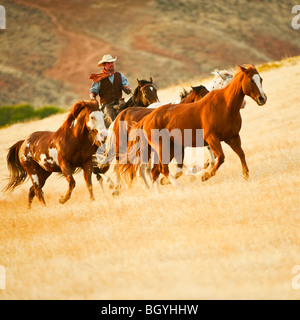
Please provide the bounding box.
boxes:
[59,163,76,204]
[93,163,113,190]
[173,146,185,180]
[101,174,114,190]
[28,186,35,209]
[160,161,181,188]
[201,135,224,181]
[82,161,95,201]
[112,161,122,196]
[139,163,150,189]
[206,146,216,169]
[28,169,52,208]
[156,140,181,189]
[225,134,249,180]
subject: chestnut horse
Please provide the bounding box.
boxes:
[94,85,209,194]
[120,65,267,187]
[3,100,107,208]
[101,78,159,128]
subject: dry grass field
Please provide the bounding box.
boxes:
[0,57,300,300]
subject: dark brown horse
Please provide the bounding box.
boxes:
[101,78,159,128]
[121,65,267,188]
[3,100,107,208]
[94,85,209,194]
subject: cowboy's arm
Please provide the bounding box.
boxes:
[90,81,100,99]
[121,74,132,94]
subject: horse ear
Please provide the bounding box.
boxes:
[217,71,227,80]
[238,65,247,73]
[137,79,142,86]
[150,77,153,83]
[72,101,85,118]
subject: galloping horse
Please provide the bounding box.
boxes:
[101,78,159,128]
[3,100,107,208]
[94,85,209,194]
[120,65,267,188]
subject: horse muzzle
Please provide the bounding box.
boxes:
[256,94,267,106]
[96,129,108,143]
[91,129,108,147]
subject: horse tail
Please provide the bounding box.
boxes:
[3,140,28,193]
[119,117,150,184]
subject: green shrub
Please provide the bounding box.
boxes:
[34,106,64,119]
[0,104,65,127]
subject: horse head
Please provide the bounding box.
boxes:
[76,100,108,146]
[238,65,267,106]
[136,78,159,106]
[180,85,209,103]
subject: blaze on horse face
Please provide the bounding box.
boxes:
[85,103,108,146]
[239,65,267,106]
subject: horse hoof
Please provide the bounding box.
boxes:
[112,190,120,196]
[243,173,249,180]
[174,171,183,180]
[201,171,211,182]
[160,177,170,185]
[59,197,66,204]
[203,159,210,169]
[189,175,197,182]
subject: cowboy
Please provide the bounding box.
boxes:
[89,54,132,106]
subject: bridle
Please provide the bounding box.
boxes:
[131,83,158,106]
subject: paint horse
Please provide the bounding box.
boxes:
[3,100,107,208]
[120,65,267,188]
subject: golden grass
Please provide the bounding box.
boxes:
[0,57,300,299]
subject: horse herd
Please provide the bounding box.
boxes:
[3,65,267,208]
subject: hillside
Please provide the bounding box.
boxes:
[0,57,299,299]
[0,0,299,107]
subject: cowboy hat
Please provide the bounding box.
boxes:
[98,54,117,67]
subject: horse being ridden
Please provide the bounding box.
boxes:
[120,65,267,188]
[3,100,107,208]
[101,78,159,128]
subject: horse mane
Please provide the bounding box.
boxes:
[180,88,189,100]
[180,85,208,100]
[211,69,234,79]
[61,101,86,129]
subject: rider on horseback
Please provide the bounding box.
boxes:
[89,54,132,106]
